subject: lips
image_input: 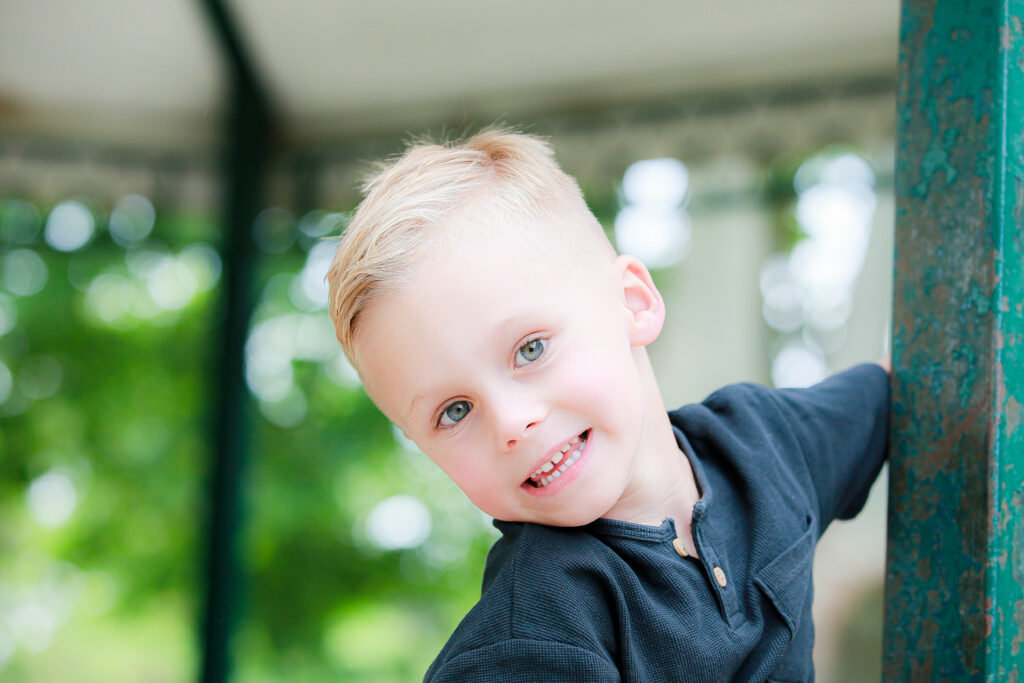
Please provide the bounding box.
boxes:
[525,429,590,488]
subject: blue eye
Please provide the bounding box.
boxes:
[515,338,546,367]
[439,400,472,427]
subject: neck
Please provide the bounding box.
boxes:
[601,350,701,536]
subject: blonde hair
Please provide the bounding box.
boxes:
[326,127,605,357]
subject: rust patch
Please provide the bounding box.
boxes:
[1006,396,1024,436]
[1014,598,1024,656]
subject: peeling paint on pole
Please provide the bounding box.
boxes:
[885,0,1024,680]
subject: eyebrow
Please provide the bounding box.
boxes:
[406,392,429,424]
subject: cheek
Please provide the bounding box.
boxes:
[558,366,608,399]
[446,458,507,518]
[424,442,492,492]
[552,342,638,400]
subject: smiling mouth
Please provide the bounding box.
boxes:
[525,429,590,488]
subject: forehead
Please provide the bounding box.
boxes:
[443,191,615,260]
[363,200,613,340]
[361,228,578,353]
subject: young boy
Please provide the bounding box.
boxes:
[326,128,890,682]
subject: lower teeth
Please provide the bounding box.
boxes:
[530,432,587,488]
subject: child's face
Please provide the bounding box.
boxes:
[354,211,662,527]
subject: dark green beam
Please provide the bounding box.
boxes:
[885,0,1024,679]
[196,1,275,681]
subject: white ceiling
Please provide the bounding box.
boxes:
[0,0,899,153]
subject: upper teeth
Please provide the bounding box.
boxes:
[530,432,587,486]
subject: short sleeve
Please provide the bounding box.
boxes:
[765,363,890,526]
[425,639,620,682]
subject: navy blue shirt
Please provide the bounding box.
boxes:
[425,364,890,682]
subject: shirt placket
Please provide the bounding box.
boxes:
[686,510,742,627]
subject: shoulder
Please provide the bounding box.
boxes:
[670,363,890,527]
[427,523,620,678]
[485,522,623,632]
[670,363,888,443]
[669,377,797,456]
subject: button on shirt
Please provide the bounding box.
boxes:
[424,364,890,683]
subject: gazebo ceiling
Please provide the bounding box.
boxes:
[0,0,898,152]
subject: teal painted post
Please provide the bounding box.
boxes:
[885,0,1024,679]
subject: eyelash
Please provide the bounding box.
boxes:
[514,335,548,368]
[436,399,471,428]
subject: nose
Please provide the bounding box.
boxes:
[491,389,547,452]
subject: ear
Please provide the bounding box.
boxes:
[616,255,665,347]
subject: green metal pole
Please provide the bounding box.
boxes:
[197,1,274,681]
[885,0,1024,679]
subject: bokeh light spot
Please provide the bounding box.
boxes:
[771,344,828,388]
[323,350,361,389]
[258,387,308,429]
[0,623,13,670]
[20,356,63,400]
[299,210,346,238]
[616,157,691,269]
[253,207,296,254]
[291,241,335,310]
[0,294,15,336]
[245,312,339,403]
[0,360,12,403]
[760,148,878,364]
[365,495,432,550]
[108,194,155,247]
[2,249,48,296]
[145,255,198,310]
[9,602,57,654]
[292,314,337,361]
[1,199,42,244]
[44,201,94,252]
[180,243,221,291]
[85,273,138,326]
[622,157,689,206]
[614,204,691,269]
[794,151,875,194]
[245,316,298,401]
[27,470,78,529]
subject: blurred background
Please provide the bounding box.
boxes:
[0,1,897,681]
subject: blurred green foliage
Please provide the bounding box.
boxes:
[0,195,498,682]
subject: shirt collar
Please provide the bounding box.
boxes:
[672,422,712,524]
